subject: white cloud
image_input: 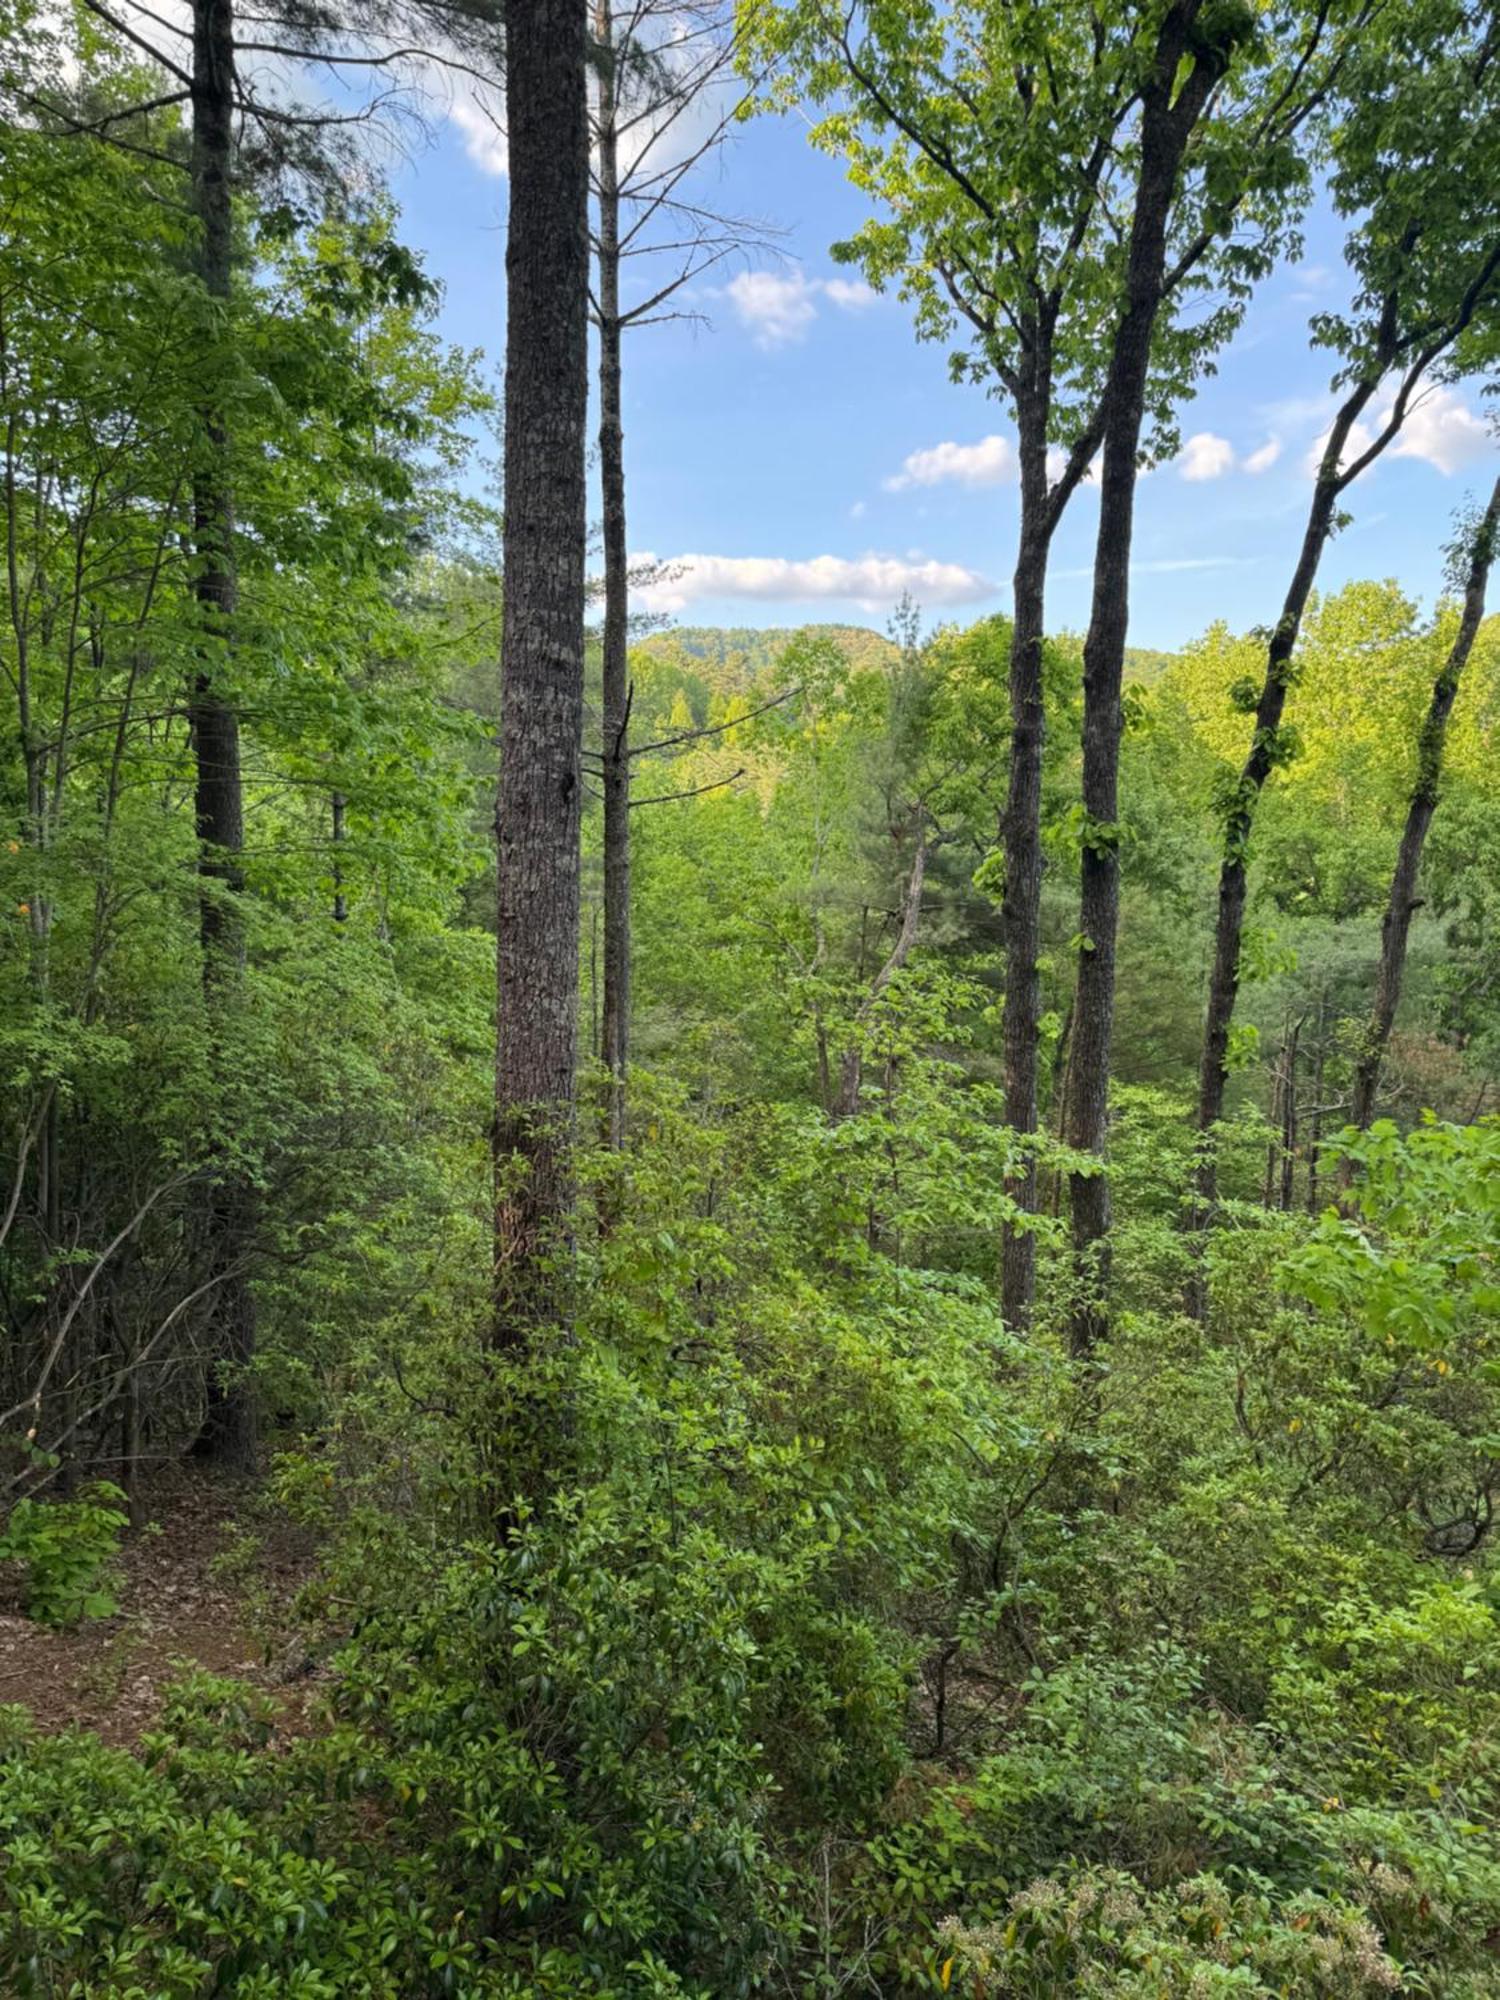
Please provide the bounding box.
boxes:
[630,550,996,613]
[726,272,818,348]
[449,88,507,175]
[1243,437,1282,474]
[822,276,878,311]
[723,272,881,348]
[885,434,1016,492]
[1178,432,1237,482]
[1391,386,1493,475]
[849,499,867,520]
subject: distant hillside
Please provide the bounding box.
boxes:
[637,623,899,695]
[638,622,1178,695]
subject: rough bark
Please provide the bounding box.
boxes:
[187,0,256,1470]
[1348,474,1500,1137]
[493,0,590,1343]
[1065,0,1224,1355]
[595,0,631,1153]
[998,399,1054,1329]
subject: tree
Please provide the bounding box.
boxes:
[589,0,769,1150]
[183,0,260,1467]
[493,0,591,1340]
[745,0,1352,1330]
[1348,476,1500,1139]
[1188,2,1500,1304]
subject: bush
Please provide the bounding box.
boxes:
[0,1482,128,1626]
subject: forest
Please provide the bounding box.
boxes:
[1,0,1500,1993]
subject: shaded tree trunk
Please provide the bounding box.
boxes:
[999,400,1053,1329]
[188,0,256,1470]
[331,788,347,923]
[1065,0,1225,1356]
[493,0,590,1343]
[595,0,630,1153]
[1348,474,1500,1139]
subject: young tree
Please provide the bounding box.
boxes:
[1188,5,1500,1300]
[589,0,768,1149]
[493,0,591,1339]
[1348,476,1500,1138]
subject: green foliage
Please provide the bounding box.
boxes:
[0,1482,127,1626]
[5,6,1500,1999]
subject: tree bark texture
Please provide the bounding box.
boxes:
[999,400,1054,1331]
[493,0,590,1343]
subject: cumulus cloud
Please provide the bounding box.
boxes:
[1242,437,1283,474]
[1178,432,1237,482]
[724,271,881,348]
[726,272,819,348]
[885,434,1016,492]
[630,550,996,613]
[1391,386,1493,475]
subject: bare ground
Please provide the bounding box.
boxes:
[0,1461,327,1749]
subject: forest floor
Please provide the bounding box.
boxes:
[0,1462,327,1749]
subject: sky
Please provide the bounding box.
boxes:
[382,76,1498,654]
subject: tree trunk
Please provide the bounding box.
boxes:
[999,402,1053,1330]
[836,831,929,1120]
[1348,473,1500,1138]
[331,788,347,923]
[1279,1016,1301,1211]
[188,0,256,1470]
[596,0,631,1153]
[1185,381,1380,1295]
[1065,0,1223,1356]
[493,0,590,1343]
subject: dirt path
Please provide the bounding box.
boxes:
[0,1462,324,1749]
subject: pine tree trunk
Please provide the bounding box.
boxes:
[493,0,590,1343]
[1065,1,1222,1356]
[1348,474,1500,1138]
[596,1,631,1154]
[188,0,256,1470]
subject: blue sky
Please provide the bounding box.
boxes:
[385,87,1497,653]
